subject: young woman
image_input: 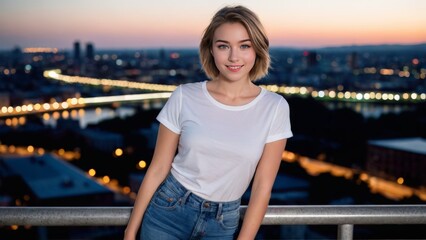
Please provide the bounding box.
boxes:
[124,5,292,240]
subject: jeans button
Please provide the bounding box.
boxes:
[203,202,210,208]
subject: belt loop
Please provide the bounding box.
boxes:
[216,203,223,220]
[181,190,191,206]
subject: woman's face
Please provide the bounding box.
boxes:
[211,22,256,83]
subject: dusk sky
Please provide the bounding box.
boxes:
[1,0,425,50]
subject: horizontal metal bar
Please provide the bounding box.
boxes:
[0,206,131,226]
[0,205,426,226]
[262,205,426,225]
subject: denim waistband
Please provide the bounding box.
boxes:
[164,173,241,213]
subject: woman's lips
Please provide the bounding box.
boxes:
[226,65,243,72]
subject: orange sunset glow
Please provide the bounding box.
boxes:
[0,0,425,50]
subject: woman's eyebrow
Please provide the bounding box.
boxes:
[214,39,251,44]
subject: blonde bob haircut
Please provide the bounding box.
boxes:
[199,5,270,82]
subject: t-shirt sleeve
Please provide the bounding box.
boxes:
[156,86,182,134]
[266,97,293,143]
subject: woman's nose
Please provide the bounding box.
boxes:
[228,48,239,62]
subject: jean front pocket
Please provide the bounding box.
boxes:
[151,181,181,210]
[219,208,240,230]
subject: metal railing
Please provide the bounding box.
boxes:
[1,205,426,240]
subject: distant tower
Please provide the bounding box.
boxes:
[348,51,358,71]
[159,48,166,61]
[11,46,23,65]
[86,42,95,61]
[159,48,167,67]
[303,51,318,69]
[73,41,81,62]
[307,51,318,67]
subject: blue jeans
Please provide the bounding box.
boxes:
[141,173,241,240]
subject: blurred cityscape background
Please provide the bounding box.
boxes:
[0,0,425,239]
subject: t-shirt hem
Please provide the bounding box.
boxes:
[266,132,293,143]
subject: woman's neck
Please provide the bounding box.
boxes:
[209,78,257,97]
[206,79,261,106]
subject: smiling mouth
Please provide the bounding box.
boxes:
[226,65,243,71]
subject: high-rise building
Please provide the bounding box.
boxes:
[11,46,23,65]
[73,40,81,62]
[307,51,318,67]
[86,42,94,60]
[303,51,319,69]
[348,51,358,71]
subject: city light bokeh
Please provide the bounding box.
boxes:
[0,1,425,239]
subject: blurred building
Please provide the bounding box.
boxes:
[0,154,121,240]
[138,122,159,149]
[366,137,426,186]
[78,128,124,153]
[303,50,319,69]
[0,92,10,106]
[0,154,114,206]
[73,41,81,62]
[11,47,23,65]
[86,42,95,61]
[347,51,358,71]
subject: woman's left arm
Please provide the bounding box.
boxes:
[237,138,287,240]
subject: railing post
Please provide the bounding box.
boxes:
[337,224,353,240]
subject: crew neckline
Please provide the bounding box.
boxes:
[202,81,265,111]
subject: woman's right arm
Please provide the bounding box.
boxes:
[123,124,180,240]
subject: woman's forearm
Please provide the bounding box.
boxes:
[238,140,286,239]
[124,165,170,239]
[237,187,271,240]
[124,124,179,239]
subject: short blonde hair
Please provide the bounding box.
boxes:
[199,5,270,81]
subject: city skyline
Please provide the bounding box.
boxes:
[1,0,425,50]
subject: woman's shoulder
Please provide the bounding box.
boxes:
[178,80,205,92]
[261,87,287,103]
[174,81,207,98]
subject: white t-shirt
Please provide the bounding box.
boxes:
[156,81,292,202]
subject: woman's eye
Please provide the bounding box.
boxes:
[241,44,251,49]
[217,45,229,49]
